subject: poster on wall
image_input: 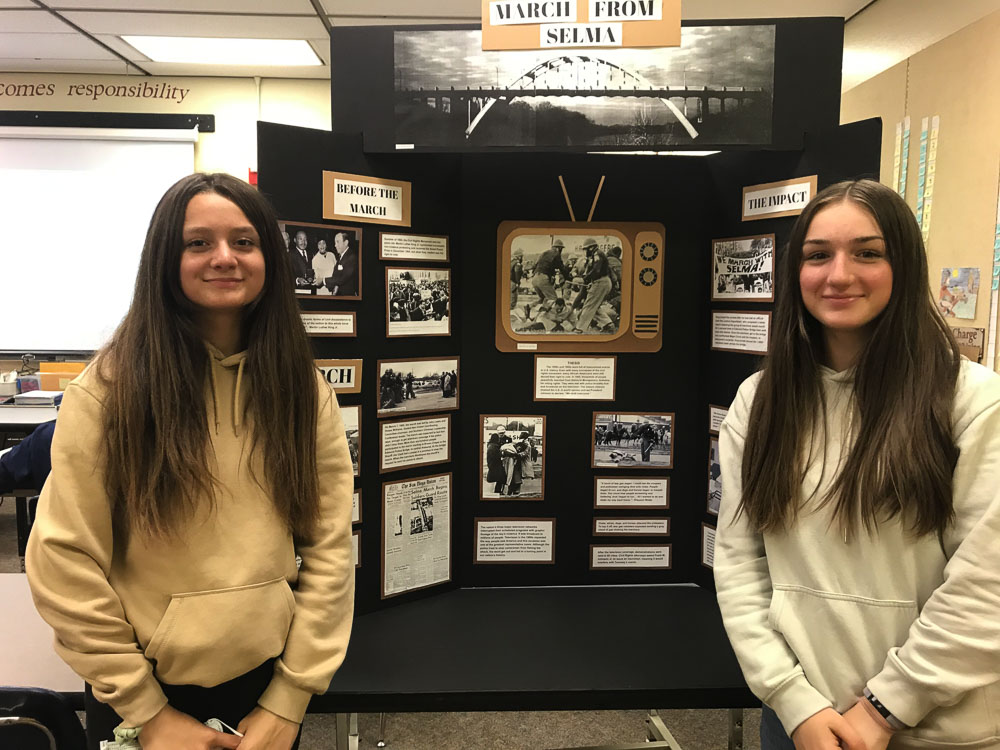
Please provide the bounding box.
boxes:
[707,437,721,515]
[938,267,980,319]
[280,220,361,299]
[377,357,459,417]
[481,415,546,500]
[711,311,770,354]
[711,234,774,302]
[950,326,985,363]
[393,26,775,150]
[386,267,451,337]
[316,359,362,394]
[591,412,673,469]
[352,490,361,525]
[382,473,452,598]
[474,518,555,564]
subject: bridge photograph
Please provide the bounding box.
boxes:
[393,26,775,150]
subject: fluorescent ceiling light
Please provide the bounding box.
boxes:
[122,36,322,66]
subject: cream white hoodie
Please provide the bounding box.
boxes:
[26,347,355,727]
[715,360,1000,748]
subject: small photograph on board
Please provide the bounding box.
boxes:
[510,235,623,336]
[341,404,361,477]
[377,356,460,417]
[386,267,451,337]
[938,267,979,319]
[592,412,673,469]
[279,220,361,299]
[712,234,774,302]
[707,437,721,515]
[481,415,546,500]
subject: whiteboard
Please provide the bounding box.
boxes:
[0,126,196,353]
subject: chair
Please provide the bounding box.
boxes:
[0,686,86,750]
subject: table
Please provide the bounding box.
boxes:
[313,585,757,749]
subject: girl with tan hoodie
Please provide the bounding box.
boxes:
[27,173,356,750]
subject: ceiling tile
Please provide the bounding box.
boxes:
[0,0,37,7]
[321,0,478,19]
[680,0,863,19]
[0,8,77,32]
[49,0,315,11]
[61,10,326,38]
[0,31,118,59]
[0,58,142,73]
[138,61,330,79]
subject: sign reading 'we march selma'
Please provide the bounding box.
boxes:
[482,0,680,51]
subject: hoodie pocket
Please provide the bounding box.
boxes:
[145,577,295,687]
[769,585,918,708]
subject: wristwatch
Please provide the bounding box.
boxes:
[863,687,910,731]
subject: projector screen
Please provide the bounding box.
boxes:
[0,126,197,354]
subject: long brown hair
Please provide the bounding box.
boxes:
[739,179,960,538]
[95,173,321,542]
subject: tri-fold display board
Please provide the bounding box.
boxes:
[258,17,879,615]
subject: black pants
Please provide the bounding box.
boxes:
[84,659,301,750]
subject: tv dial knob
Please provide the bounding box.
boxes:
[639,242,659,261]
[639,267,658,286]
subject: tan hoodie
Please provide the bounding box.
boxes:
[26,347,355,727]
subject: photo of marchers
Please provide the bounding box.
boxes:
[386,267,451,337]
[409,496,434,534]
[280,220,361,299]
[712,234,774,302]
[592,412,673,469]
[377,357,459,417]
[341,404,361,477]
[481,416,545,500]
[708,437,722,515]
[509,235,622,336]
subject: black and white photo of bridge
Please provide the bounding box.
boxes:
[393,26,775,149]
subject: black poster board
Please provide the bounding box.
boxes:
[258,117,880,614]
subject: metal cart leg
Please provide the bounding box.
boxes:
[728,709,744,750]
[335,713,350,750]
[376,711,387,748]
[645,710,683,750]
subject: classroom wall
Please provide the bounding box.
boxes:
[0,73,330,177]
[841,9,1000,370]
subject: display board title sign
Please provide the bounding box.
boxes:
[742,175,818,222]
[482,0,680,50]
[323,170,412,227]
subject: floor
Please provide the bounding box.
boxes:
[1,497,762,749]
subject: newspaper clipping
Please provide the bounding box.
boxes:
[712,234,774,302]
[382,473,451,598]
[342,405,361,477]
[709,404,728,435]
[474,518,555,564]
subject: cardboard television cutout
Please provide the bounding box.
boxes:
[497,221,664,352]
